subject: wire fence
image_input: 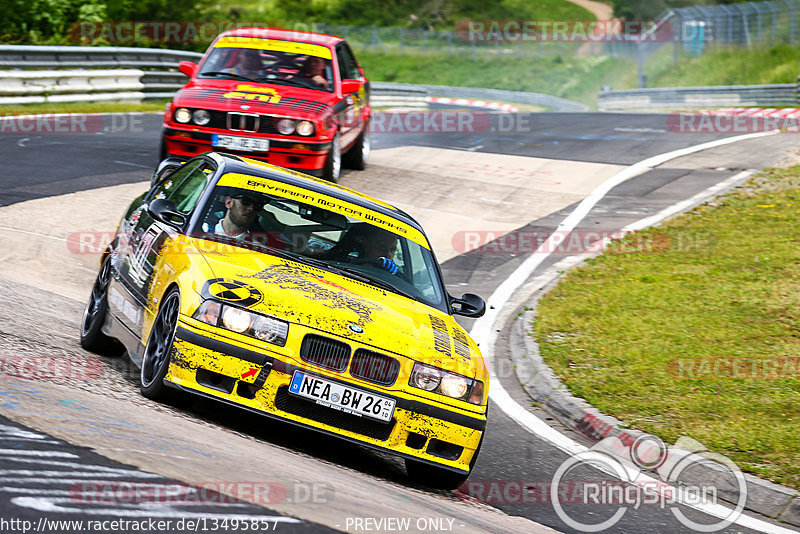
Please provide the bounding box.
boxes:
[311,24,657,60]
[307,0,800,61]
[668,0,800,52]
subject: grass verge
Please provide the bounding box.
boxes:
[534,165,800,489]
[650,44,800,87]
[357,49,635,108]
[209,0,593,30]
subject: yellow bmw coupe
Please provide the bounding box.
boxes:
[80,152,488,488]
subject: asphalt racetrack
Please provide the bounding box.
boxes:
[0,110,798,533]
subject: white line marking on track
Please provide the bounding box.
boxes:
[113,160,150,168]
[0,449,77,458]
[613,127,667,133]
[471,129,800,533]
[0,227,65,242]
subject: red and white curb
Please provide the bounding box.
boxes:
[426,96,519,113]
[702,107,800,118]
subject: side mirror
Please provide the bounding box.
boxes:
[450,293,486,318]
[150,157,186,186]
[179,61,197,78]
[340,79,361,94]
[148,198,186,229]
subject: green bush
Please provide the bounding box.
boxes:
[0,0,210,45]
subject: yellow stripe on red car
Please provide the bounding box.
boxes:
[215,36,333,59]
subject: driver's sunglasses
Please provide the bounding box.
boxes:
[234,196,265,209]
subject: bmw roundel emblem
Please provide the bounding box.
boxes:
[348,324,364,334]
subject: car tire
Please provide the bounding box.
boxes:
[343,122,370,171]
[322,131,341,183]
[79,256,120,356]
[140,288,180,400]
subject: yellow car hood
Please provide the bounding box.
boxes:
[193,240,482,377]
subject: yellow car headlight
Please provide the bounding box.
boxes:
[409,363,483,404]
[193,300,288,346]
[440,374,470,399]
[222,307,252,333]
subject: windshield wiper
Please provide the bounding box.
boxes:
[200,71,258,82]
[331,266,415,300]
[271,250,415,299]
[256,76,317,89]
[201,234,297,261]
[199,235,414,299]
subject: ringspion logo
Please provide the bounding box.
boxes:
[550,436,746,532]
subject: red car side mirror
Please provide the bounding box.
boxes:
[179,61,197,78]
[340,79,361,94]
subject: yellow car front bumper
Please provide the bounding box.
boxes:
[167,319,485,473]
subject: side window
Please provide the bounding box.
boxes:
[336,47,354,81]
[172,168,213,213]
[406,243,441,303]
[343,43,363,81]
[150,161,212,214]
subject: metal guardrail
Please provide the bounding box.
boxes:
[0,68,145,105]
[0,45,198,103]
[0,45,201,69]
[598,81,799,111]
[3,44,795,114]
[373,82,588,112]
[0,45,586,111]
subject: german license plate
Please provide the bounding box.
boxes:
[289,371,395,423]
[212,134,269,152]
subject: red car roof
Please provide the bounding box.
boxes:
[219,27,343,47]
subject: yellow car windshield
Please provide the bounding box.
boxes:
[192,185,448,311]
